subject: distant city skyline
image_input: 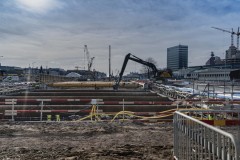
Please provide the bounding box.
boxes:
[0,0,240,75]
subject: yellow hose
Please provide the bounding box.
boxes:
[76,107,205,122]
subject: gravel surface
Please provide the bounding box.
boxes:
[0,121,173,160]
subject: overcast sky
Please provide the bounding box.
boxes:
[0,0,240,75]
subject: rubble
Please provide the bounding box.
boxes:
[0,121,173,160]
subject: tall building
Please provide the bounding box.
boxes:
[167,45,188,71]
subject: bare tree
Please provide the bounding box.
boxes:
[140,57,158,74]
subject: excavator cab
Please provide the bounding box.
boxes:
[158,69,172,79]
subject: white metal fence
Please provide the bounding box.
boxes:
[174,110,240,160]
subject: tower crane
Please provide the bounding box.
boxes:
[88,57,95,71]
[212,27,236,47]
[236,27,240,49]
[84,45,95,71]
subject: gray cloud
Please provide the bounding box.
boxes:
[0,0,239,74]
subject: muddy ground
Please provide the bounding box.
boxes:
[0,121,173,160]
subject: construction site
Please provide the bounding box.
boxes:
[1,43,240,159]
[0,81,177,160]
[2,0,240,159]
[1,40,240,160]
[0,45,176,159]
[1,77,240,160]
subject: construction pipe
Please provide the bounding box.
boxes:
[17,92,157,96]
[0,99,172,104]
[0,96,166,101]
[5,110,174,114]
[32,89,147,92]
[2,98,240,105]
[48,81,140,88]
[0,105,184,112]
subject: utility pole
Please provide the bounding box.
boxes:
[192,79,195,94]
[0,56,3,66]
[40,101,43,121]
[109,45,111,81]
[84,50,85,70]
[224,59,226,99]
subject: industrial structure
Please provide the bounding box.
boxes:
[212,26,240,49]
[211,27,240,64]
[84,45,95,71]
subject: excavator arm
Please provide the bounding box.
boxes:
[114,53,159,90]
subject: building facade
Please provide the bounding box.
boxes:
[167,45,188,71]
[173,67,240,81]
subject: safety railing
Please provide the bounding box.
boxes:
[174,110,240,160]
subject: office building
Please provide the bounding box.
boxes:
[167,45,188,71]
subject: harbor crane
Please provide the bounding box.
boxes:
[84,45,95,71]
[212,27,240,49]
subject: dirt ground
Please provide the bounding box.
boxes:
[0,121,173,160]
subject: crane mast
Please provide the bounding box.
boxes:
[237,27,240,49]
[89,57,95,71]
[84,45,95,71]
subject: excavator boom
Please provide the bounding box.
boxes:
[114,53,166,90]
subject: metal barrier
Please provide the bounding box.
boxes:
[174,110,240,160]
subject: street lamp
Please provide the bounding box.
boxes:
[224,58,226,99]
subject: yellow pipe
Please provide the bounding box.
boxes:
[48,81,140,88]
[77,107,199,122]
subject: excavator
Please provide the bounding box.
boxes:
[113,53,172,90]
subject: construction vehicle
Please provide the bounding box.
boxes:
[114,53,172,90]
